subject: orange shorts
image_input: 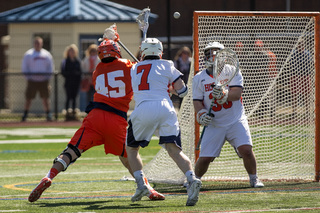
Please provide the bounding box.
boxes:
[290,75,311,95]
[69,108,127,157]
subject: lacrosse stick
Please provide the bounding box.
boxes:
[99,24,139,62]
[196,48,240,150]
[136,8,150,41]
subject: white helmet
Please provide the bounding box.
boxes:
[204,41,224,69]
[140,38,163,60]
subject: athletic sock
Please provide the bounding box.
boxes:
[249,174,258,180]
[133,170,145,188]
[46,168,59,180]
[185,170,196,183]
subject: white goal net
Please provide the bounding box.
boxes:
[144,11,320,184]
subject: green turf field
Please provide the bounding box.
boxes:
[1,127,320,213]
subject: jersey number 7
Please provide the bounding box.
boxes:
[137,64,152,91]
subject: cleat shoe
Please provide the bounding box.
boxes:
[131,185,149,202]
[250,179,264,188]
[143,177,165,201]
[28,177,52,202]
[186,179,202,206]
[147,187,165,200]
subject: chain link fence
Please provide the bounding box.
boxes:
[0,71,92,122]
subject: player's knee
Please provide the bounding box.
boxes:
[53,144,81,171]
[238,145,254,159]
[197,157,214,165]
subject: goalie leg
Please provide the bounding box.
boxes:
[28,144,82,202]
[237,145,264,188]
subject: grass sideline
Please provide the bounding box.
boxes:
[1,127,320,213]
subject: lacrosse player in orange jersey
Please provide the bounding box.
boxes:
[28,37,164,203]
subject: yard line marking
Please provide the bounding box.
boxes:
[0,136,159,144]
[0,139,70,144]
[0,170,129,178]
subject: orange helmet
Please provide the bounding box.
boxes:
[97,40,121,60]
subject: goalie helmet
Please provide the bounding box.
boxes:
[97,40,121,60]
[204,41,224,69]
[140,38,163,60]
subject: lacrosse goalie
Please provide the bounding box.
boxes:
[192,41,264,188]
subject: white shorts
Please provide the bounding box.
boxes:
[200,118,252,158]
[126,100,181,148]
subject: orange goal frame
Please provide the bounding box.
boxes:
[193,11,320,181]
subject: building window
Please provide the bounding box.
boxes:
[79,35,100,59]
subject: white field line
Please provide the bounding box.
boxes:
[0,139,70,144]
[0,136,159,144]
[0,170,129,178]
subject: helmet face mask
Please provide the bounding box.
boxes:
[140,38,163,60]
[204,42,224,70]
[98,40,121,60]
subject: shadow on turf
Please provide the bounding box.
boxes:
[35,200,154,211]
[152,180,317,194]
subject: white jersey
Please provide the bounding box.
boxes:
[192,69,246,127]
[131,59,182,106]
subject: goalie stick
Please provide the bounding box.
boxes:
[196,48,240,150]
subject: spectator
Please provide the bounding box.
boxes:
[289,40,312,117]
[61,44,82,121]
[21,36,54,122]
[254,39,277,118]
[235,41,245,60]
[80,44,100,110]
[171,46,192,109]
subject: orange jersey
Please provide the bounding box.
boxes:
[267,51,277,78]
[92,58,133,112]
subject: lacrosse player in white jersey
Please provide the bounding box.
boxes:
[193,41,264,188]
[126,38,201,206]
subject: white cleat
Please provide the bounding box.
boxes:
[186,179,202,206]
[250,179,264,188]
[131,185,149,202]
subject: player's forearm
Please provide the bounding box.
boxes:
[227,87,242,101]
[193,100,205,113]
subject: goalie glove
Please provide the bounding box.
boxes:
[197,109,213,126]
[212,86,229,105]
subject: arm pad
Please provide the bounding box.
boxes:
[176,85,188,98]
